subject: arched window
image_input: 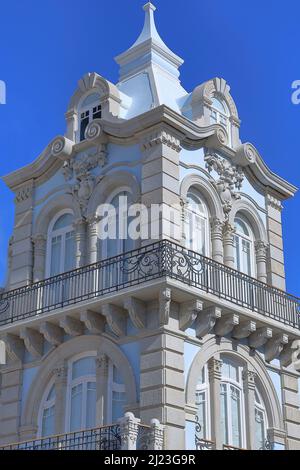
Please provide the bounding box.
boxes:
[79,93,102,142]
[254,389,268,450]
[39,382,56,437]
[220,357,245,448]
[65,354,126,432]
[185,190,209,256]
[210,97,231,146]
[103,190,135,258]
[67,355,97,432]
[46,211,75,277]
[234,216,255,276]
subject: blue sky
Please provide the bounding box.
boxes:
[0,0,299,294]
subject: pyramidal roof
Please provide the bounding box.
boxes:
[115,2,184,82]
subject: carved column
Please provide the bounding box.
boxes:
[118,412,141,450]
[222,222,235,269]
[32,234,47,282]
[208,357,223,449]
[210,217,224,263]
[73,218,87,268]
[53,364,68,434]
[255,241,268,283]
[242,368,257,450]
[87,215,100,264]
[147,418,165,450]
[96,354,109,425]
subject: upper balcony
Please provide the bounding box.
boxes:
[0,239,299,364]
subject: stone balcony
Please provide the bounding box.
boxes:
[0,240,299,365]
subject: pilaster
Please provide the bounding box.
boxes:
[73,218,87,268]
[32,234,47,282]
[266,193,286,290]
[210,217,224,264]
[207,357,223,449]
[0,363,23,445]
[53,364,68,434]
[139,331,185,449]
[281,371,300,449]
[96,353,109,425]
[222,222,235,269]
[255,240,268,284]
[242,368,257,449]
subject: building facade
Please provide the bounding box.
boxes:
[0,3,300,450]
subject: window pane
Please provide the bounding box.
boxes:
[86,382,96,429]
[72,357,96,380]
[64,231,75,271]
[42,405,55,437]
[230,385,242,448]
[53,213,74,231]
[47,385,55,402]
[234,235,240,271]
[50,235,62,276]
[112,390,126,423]
[195,391,206,439]
[80,116,89,141]
[220,384,228,445]
[255,408,265,450]
[70,384,83,431]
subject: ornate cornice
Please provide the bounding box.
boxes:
[266,194,283,212]
[141,130,181,153]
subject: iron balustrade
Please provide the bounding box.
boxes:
[0,424,122,450]
[0,240,299,328]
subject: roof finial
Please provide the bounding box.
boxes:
[130,2,166,49]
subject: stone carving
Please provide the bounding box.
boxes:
[85,119,103,140]
[159,287,171,326]
[142,130,181,153]
[51,136,73,159]
[63,145,107,216]
[15,185,33,203]
[204,150,244,219]
[266,194,283,212]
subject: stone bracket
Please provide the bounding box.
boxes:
[249,327,272,349]
[195,306,222,338]
[123,297,146,329]
[214,313,239,337]
[40,322,64,346]
[80,310,106,334]
[59,316,83,337]
[232,321,256,340]
[265,334,289,363]
[159,288,171,327]
[179,299,203,331]
[1,333,24,362]
[20,327,43,358]
[102,304,126,337]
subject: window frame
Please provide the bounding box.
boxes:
[195,364,211,440]
[78,93,102,142]
[185,189,210,257]
[37,379,56,438]
[45,209,75,278]
[210,97,231,146]
[233,215,256,277]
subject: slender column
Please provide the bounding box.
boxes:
[255,241,268,283]
[73,218,87,268]
[208,357,223,449]
[96,354,109,425]
[32,234,47,282]
[87,215,100,264]
[222,222,235,268]
[210,217,224,263]
[242,368,257,450]
[53,364,68,434]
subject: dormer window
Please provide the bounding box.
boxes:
[210,97,231,145]
[79,93,102,142]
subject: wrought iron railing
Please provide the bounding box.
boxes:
[195,438,216,450]
[223,444,246,450]
[0,240,299,328]
[0,424,122,450]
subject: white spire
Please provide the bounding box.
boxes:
[115,2,183,82]
[130,3,169,51]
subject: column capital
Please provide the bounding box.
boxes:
[86,214,101,226]
[242,369,257,390]
[222,221,235,239]
[52,364,68,384]
[208,357,223,380]
[210,217,223,236]
[96,353,109,377]
[254,240,268,257]
[73,217,87,231]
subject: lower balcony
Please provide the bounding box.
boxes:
[0,239,299,330]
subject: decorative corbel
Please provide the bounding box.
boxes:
[179,299,203,331]
[20,327,43,358]
[195,306,222,338]
[249,327,272,349]
[232,321,256,340]
[102,304,126,337]
[59,316,83,337]
[265,334,289,363]
[80,310,106,334]
[159,288,171,326]
[123,297,146,329]
[1,334,24,362]
[40,322,64,346]
[214,313,239,337]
